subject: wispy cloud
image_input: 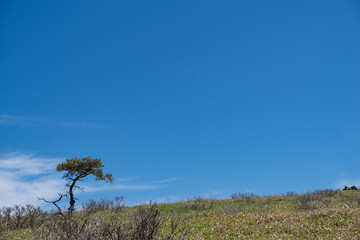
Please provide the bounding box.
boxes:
[0,152,59,176]
[0,114,26,125]
[85,184,159,192]
[149,177,180,184]
[334,178,360,189]
[0,114,107,129]
[0,152,173,207]
[83,177,180,193]
[0,152,65,207]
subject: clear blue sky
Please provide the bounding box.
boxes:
[1,0,360,206]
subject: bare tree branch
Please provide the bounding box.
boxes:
[38,193,67,217]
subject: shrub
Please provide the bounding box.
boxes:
[37,214,97,240]
[82,196,125,214]
[314,189,338,198]
[99,203,164,239]
[31,202,187,240]
[286,191,298,197]
[185,196,214,211]
[0,204,44,230]
[231,192,258,201]
[295,193,321,211]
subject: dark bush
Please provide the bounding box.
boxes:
[314,189,338,198]
[295,193,322,211]
[0,204,44,230]
[99,203,187,240]
[31,202,187,240]
[231,192,258,201]
[286,191,298,197]
[82,196,125,213]
[184,196,214,211]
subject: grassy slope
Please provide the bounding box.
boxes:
[3,190,360,239]
[155,191,360,239]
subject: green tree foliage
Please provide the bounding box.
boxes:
[56,156,113,215]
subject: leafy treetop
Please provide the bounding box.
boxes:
[56,156,113,183]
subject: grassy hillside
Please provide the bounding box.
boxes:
[1,190,360,239]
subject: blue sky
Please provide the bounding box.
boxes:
[1,0,360,207]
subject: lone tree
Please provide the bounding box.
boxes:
[40,156,113,216]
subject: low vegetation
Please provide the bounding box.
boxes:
[1,189,360,239]
[2,158,359,239]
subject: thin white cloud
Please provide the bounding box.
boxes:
[83,177,180,193]
[0,152,170,207]
[84,184,159,193]
[0,152,59,176]
[0,114,26,125]
[0,153,65,207]
[0,114,107,129]
[334,178,360,189]
[81,177,179,193]
[147,196,182,205]
[200,190,225,199]
[150,177,180,184]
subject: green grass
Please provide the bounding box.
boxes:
[2,190,360,239]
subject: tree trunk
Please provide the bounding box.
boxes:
[68,180,76,216]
